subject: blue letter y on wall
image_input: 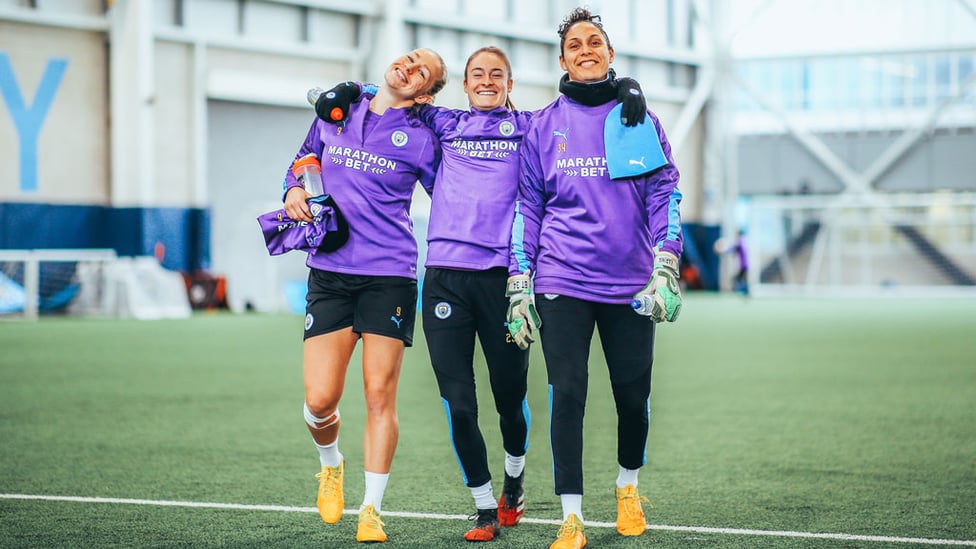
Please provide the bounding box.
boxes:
[0,53,68,193]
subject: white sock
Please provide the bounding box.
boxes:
[362,471,389,513]
[470,481,497,510]
[560,494,583,522]
[616,465,639,489]
[504,453,525,478]
[314,441,342,468]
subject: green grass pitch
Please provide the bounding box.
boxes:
[1,294,974,548]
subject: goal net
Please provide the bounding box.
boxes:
[0,250,192,320]
[743,192,976,298]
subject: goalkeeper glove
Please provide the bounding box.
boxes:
[616,77,647,127]
[633,251,682,322]
[314,82,361,124]
[505,272,541,350]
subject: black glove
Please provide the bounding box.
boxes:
[314,82,361,124]
[616,77,647,127]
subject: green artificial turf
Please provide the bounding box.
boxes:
[1,294,973,548]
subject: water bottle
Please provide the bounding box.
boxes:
[306,87,324,106]
[291,153,324,196]
[632,295,654,316]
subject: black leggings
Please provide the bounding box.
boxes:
[422,268,530,488]
[535,294,655,495]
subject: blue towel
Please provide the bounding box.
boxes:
[604,104,668,180]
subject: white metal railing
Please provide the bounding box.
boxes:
[744,193,976,297]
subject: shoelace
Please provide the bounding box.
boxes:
[361,508,385,528]
[557,517,583,538]
[315,467,341,497]
[618,490,652,518]
[467,510,497,527]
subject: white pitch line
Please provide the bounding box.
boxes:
[2,493,975,546]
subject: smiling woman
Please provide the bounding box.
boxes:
[275,46,447,545]
[509,6,685,549]
[558,10,615,83]
[380,48,448,109]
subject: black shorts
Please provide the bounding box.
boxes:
[304,269,418,346]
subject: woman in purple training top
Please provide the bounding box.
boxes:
[282,47,446,544]
[415,47,533,543]
[506,7,683,549]
[314,45,646,543]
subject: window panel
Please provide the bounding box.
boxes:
[510,40,554,79]
[597,0,631,44]
[309,10,358,49]
[461,0,507,21]
[36,0,102,16]
[153,0,180,28]
[512,1,549,28]
[935,56,951,102]
[633,0,670,50]
[243,1,303,44]
[413,0,459,13]
[185,0,239,38]
[909,56,929,108]
[959,55,975,105]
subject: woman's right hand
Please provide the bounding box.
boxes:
[284,186,314,223]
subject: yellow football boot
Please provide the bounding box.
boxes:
[615,484,650,536]
[356,504,387,543]
[549,513,586,549]
[315,462,344,524]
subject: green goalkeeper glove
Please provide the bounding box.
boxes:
[634,251,682,323]
[505,272,541,350]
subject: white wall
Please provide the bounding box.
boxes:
[0,22,108,204]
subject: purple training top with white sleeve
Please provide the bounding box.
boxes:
[419,106,532,271]
[510,96,683,305]
[284,98,440,279]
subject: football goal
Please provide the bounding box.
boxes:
[0,249,192,321]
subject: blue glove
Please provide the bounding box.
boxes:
[633,251,681,322]
[616,77,647,127]
[314,82,361,124]
[505,272,541,350]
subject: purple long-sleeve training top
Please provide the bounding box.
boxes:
[284,98,440,279]
[511,96,683,304]
[419,106,532,271]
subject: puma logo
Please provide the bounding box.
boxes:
[552,128,569,140]
[629,157,646,169]
[391,316,403,328]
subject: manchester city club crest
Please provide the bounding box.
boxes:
[391,130,409,147]
[434,301,452,319]
[305,313,314,330]
[499,121,515,137]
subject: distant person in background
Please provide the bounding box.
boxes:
[282,47,445,544]
[716,230,749,295]
[507,6,682,548]
[313,44,647,543]
[731,230,749,295]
